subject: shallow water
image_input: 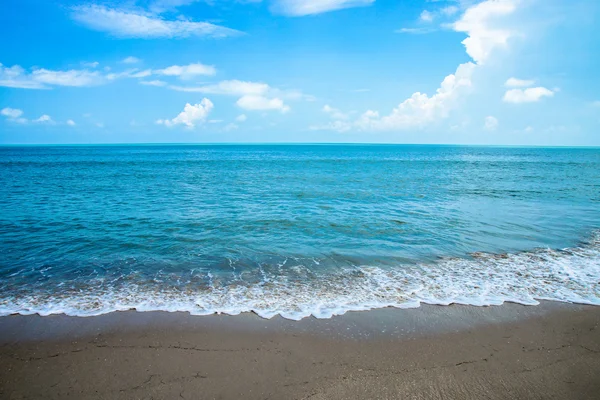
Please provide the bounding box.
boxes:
[1,144,599,319]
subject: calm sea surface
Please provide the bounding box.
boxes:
[1,145,599,319]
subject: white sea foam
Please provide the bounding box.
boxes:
[1,234,599,320]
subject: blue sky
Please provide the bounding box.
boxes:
[0,0,598,145]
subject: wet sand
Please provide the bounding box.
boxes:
[1,302,599,399]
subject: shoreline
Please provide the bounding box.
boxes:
[2,302,599,399]
[0,300,592,343]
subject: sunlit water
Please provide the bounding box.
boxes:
[1,145,599,319]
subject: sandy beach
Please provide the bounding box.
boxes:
[1,302,599,399]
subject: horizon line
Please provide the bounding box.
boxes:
[0,142,599,149]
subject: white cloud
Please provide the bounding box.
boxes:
[317,0,520,132]
[590,101,600,108]
[503,87,554,103]
[129,69,153,78]
[484,115,498,131]
[235,114,247,122]
[34,114,53,124]
[32,69,103,87]
[140,80,168,86]
[1,107,24,119]
[396,27,436,35]
[420,10,434,22]
[122,56,141,64]
[441,6,459,16]
[2,110,56,125]
[0,63,106,89]
[0,64,46,89]
[169,80,269,95]
[82,61,99,68]
[452,0,517,65]
[357,62,476,131]
[272,0,374,16]
[155,63,216,79]
[67,119,76,126]
[505,77,534,87]
[71,5,242,39]
[323,104,349,120]
[156,98,214,127]
[236,95,290,112]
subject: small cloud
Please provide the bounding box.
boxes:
[592,100,600,108]
[208,119,223,124]
[395,27,436,34]
[130,69,152,78]
[96,122,104,128]
[122,56,141,64]
[0,63,104,89]
[271,0,374,17]
[169,80,269,96]
[67,119,76,126]
[34,114,54,124]
[440,6,459,16]
[155,63,216,79]
[420,10,434,22]
[236,95,290,113]
[484,116,498,131]
[82,61,99,68]
[1,107,24,119]
[140,79,167,87]
[235,114,247,122]
[505,77,535,88]
[503,87,554,104]
[157,98,214,128]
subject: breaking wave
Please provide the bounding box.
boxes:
[1,232,599,320]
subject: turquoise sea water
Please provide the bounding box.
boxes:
[1,145,599,319]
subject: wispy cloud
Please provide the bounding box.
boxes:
[396,27,436,35]
[155,63,216,79]
[122,56,141,64]
[82,61,100,68]
[169,80,270,96]
[140,80,168,87]
[0,62,104,89]
[505,77,535,87]
[1,60,218,90]
[236,95,290,113]
[271,0,374,17]
[71,5,242,39]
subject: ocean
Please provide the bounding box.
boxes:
[0,144,599,320]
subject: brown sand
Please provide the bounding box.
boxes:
[1,302,599,399]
